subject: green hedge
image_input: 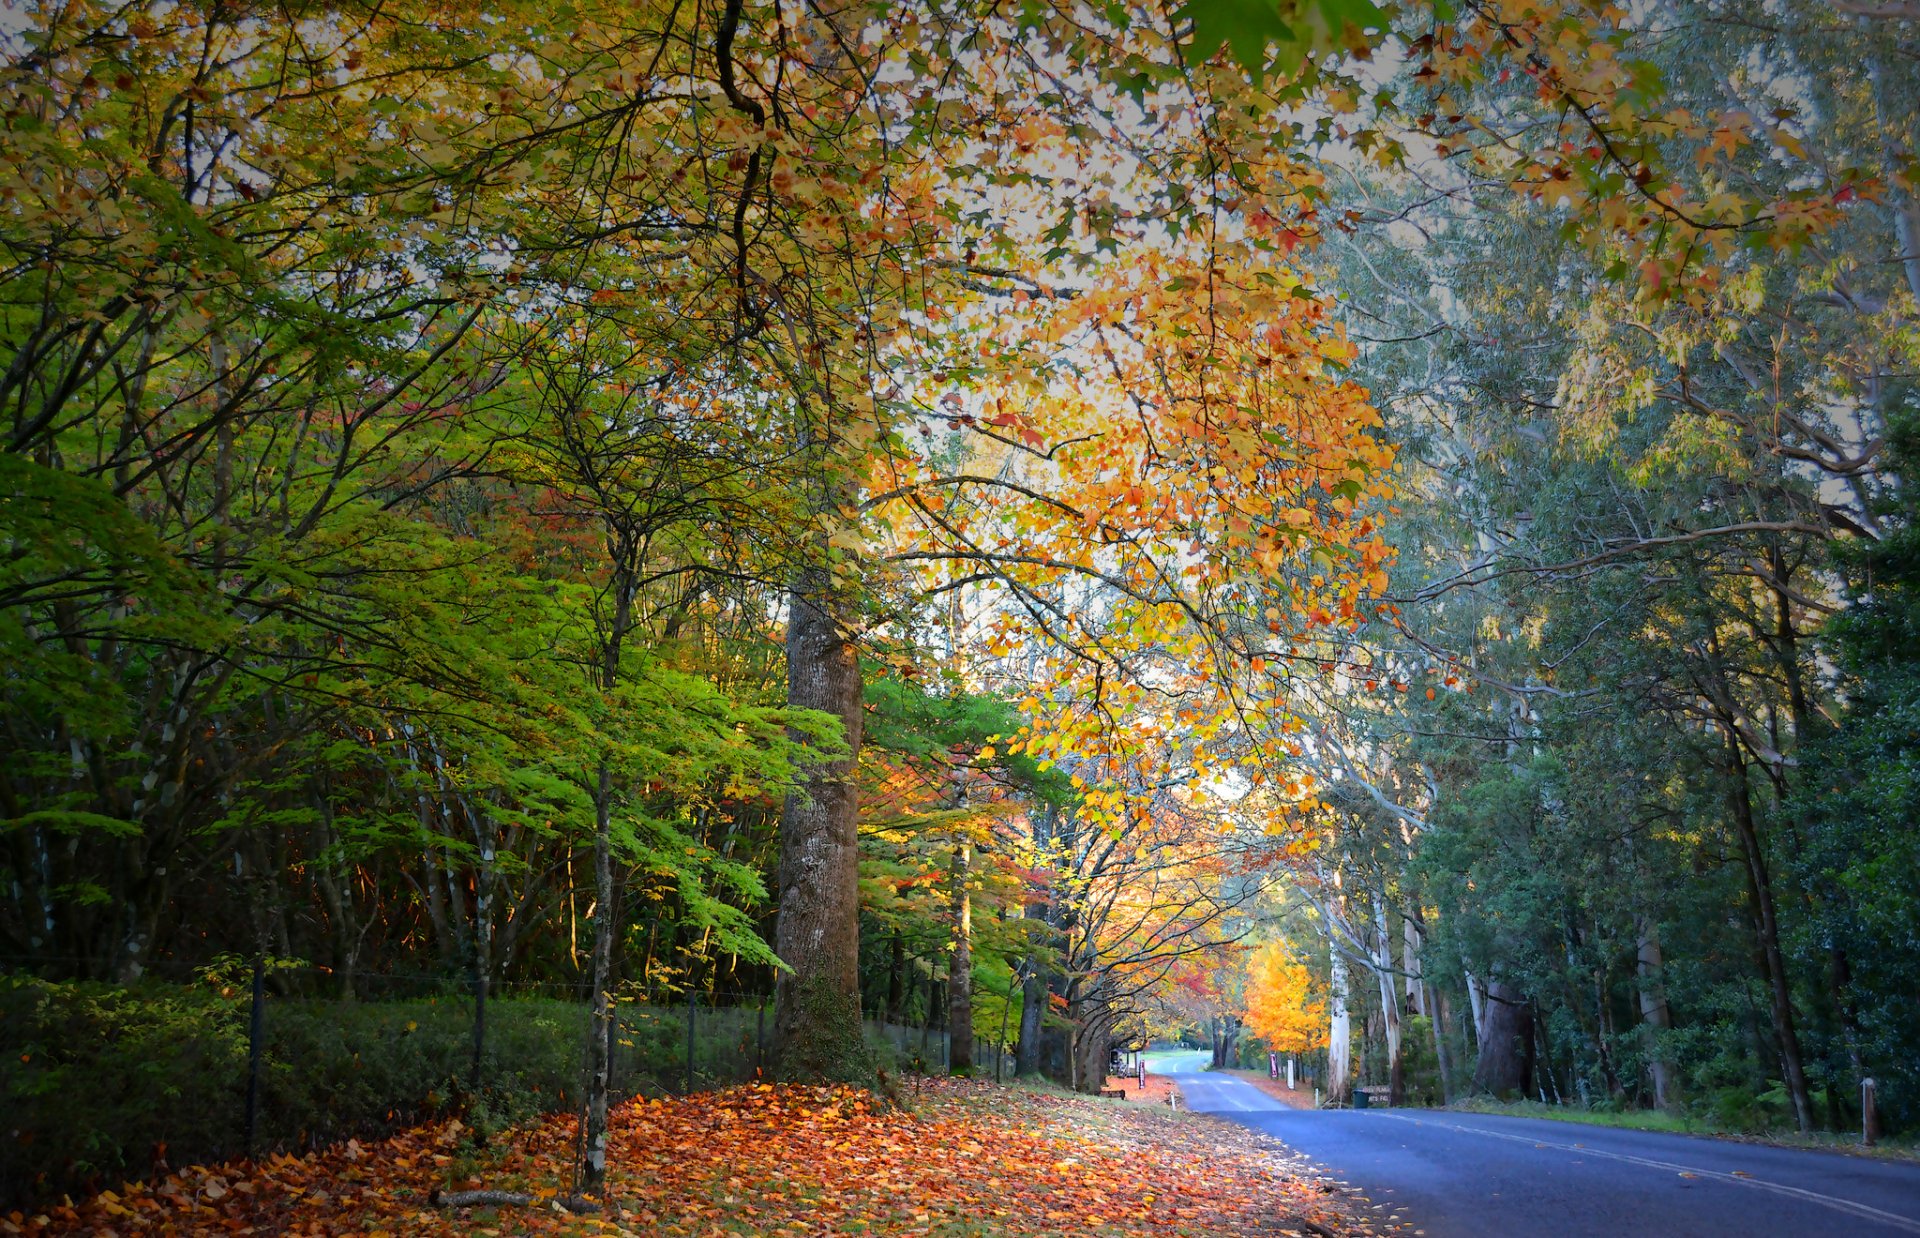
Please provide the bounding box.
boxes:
[0,977,601,1208]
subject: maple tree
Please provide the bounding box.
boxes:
[1244,942,1328,1057]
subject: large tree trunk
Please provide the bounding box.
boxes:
[1724,742,1815,1132]
[1069,982,1116,1093]
[1373,896,1405,1105]
[1327,947,1352,1104]
[1472,979,1532,1098]
[773,563,869,1080]
[948,839,973,1073]
[1017,965,1047,1076]
[1636,918,1678,1111]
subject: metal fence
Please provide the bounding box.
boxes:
[863,1019,1011,1081]
[0,965,1008,1209]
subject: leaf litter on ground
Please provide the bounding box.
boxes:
[9,1076,1397,1236]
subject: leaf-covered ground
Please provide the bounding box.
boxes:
[10,1077,1398,1236]
[1102,1070,1179,1106]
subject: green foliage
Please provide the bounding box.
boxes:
[862,674,1073,804]
[0,978,579,1202]
[0,976,783,1207]
[1180,0,1385,78]
[1794,405,1920,1129]
[1,977,249,1203]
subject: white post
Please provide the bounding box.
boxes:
[1288,1058,1296,1090]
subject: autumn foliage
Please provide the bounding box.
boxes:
[1243,944,1327,1056]
[8,1081,1372,1237]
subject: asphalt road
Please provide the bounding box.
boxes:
[1156,1058,1920,1237]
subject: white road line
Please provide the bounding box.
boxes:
[1371,1112,1920,1235]
[1171,1073,1268,1114]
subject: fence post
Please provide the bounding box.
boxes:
[245,955,265,1156]
[685,994,697,1095]
[1863,1078,1878,1146]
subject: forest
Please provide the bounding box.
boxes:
[2,0,1917,1212]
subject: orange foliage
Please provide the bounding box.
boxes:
[11,1080,1371,1236]
[1243,942,1327,1055]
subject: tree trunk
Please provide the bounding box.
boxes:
[1636,918,1678,1111]
[884,932,906,1024]
[1373,896,1405,1105]
[1427,983,1455,1104]
[1070,987,1116,1093]
[948,838,973,1074]
[1463,965,1488,1045]
[772,563,869,1080]
[579,762,615,1190]
[1404,915,1424,1017]
[1017,966,1047,1076]
[1725,742,1815,1133]
[1327,947,1352,1104]
[1015,804,1054,1077]
[1473,979,1532,1098]
[1210,1014,1241,1069]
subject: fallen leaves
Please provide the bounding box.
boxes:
[8,1078,1385,1237]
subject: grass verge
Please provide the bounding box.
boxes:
[1449,1096,1920,1163]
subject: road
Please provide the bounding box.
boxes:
[1152,1055,1920,1237]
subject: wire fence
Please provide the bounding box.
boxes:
[0,961,1010,1209]
[863,1018,1012,1082]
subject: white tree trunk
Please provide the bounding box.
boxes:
[1636,919,1677,1111]
[1372,896,1404,1104]
[1403,916,1425,1017]
[1328,948,1352,1104]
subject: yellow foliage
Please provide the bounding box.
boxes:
[1242,943,1325,1054]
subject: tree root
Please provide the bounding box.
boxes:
[428,1187,602,1214]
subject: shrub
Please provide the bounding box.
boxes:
[0,976,250,1206]
[0,977,696,1209]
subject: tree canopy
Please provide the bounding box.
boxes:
[3,0,1916,1199]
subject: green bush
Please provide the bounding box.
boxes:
[0,977,664,1209]
[0,977,250,1205]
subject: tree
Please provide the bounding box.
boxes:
[1245,942,1327,1057]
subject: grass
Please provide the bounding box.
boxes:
[1449,1096,1920,1163]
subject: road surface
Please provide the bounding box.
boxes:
[1153,1055,1920,1237]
